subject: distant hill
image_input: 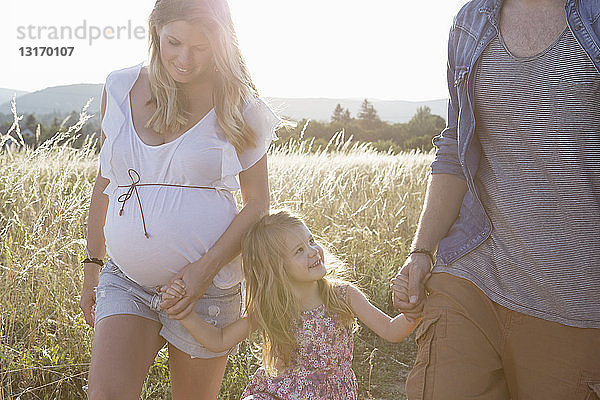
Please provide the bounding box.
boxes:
[265,98,447,124]
[0,84,103,116]
[0,88,30,106]
[0,84,448,123]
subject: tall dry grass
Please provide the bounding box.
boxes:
[0,102,433,399]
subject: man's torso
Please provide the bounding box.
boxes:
[434,0,600,328]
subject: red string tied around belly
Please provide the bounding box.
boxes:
[117,168,217,239]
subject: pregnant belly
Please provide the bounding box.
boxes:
[104,188,238,287]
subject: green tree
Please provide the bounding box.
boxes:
[342,109,351,123]
[331,104,352,124]
[331,104,345,122]
[357,99,380,128]
[402,106,445,151]
[24,114,38,131]
[406,106,445,137]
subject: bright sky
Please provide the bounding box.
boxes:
[2,0,468,101]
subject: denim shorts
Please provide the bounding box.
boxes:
[94,259,242,358]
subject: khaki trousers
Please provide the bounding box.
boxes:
[406,273,600,400]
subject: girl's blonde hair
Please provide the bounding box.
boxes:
[241,210,355,375]
[147,0,258,152]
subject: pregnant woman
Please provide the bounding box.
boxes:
[77,0,280,398]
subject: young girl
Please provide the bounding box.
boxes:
[161,210,417,399]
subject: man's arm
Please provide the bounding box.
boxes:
[392,22,468,321]
[392,174,466,322]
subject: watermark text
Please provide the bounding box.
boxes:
[16,20,147,46]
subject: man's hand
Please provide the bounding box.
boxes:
[392,253,431,323]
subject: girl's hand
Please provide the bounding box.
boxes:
[79,272,99,327]
[390,274,410,304]
[159,278,187,301]
[160,261,214,320]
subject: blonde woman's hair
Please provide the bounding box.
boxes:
[147,0,259,152]
[241,210,356,376]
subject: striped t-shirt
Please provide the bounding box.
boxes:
[442,28,600,328]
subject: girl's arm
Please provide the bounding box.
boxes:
[346,283,419,343]
[162,279,255,352]
[179,312,254,353]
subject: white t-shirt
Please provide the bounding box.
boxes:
[99,63,280,288]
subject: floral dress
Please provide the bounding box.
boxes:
[241,288,358,400]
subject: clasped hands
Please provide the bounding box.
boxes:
[158,262,212,320]
[390,253,432,323]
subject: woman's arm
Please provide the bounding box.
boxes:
[347,284,418,343]
[161,155,270,319]
[79,88,110,327]
[178,313,254,353]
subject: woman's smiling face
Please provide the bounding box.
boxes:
[158,20,214,84]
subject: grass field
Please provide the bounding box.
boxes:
[0,108,433,399]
